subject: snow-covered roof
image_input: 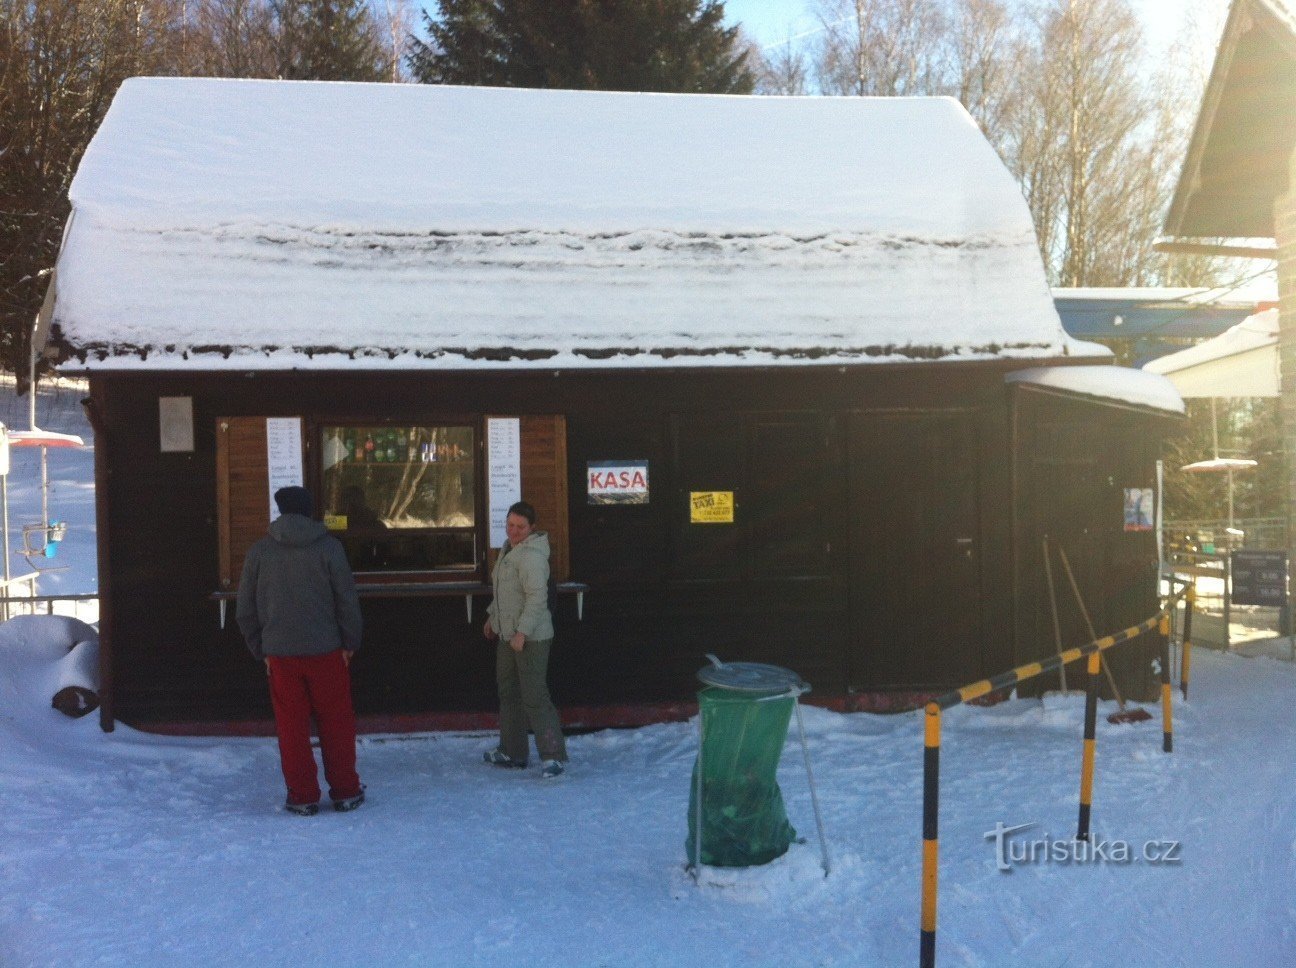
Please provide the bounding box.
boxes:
[1143,308,1279,398]
[48,78,1099,371]
[1005,366,1186,415]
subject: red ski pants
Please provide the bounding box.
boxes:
[267,651,361,805]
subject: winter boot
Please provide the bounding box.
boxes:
[333,785,366,812]
[484,748,526,769]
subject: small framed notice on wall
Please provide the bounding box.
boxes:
[587,460,649,505]
[1123,487,1153,532]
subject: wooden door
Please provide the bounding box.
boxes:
[846,411,982,689]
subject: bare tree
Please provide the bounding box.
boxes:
[1,0,185,382]
[750,29,812,96]
[187,0,280,77]
[994,0,1151,286]
[945,0,1021,147]
[374,0,415,82]
[813,0,950,96]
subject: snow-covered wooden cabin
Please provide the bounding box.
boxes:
[42,78,1184,732]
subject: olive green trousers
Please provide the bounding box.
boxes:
[495,637,567,764]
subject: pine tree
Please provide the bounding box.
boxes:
[272,0,388,81]
[409,0,754,94]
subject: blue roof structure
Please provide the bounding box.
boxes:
[1052,287,1270,366]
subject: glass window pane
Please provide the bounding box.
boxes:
[321,425,476,573]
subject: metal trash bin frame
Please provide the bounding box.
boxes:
[691,654,830,877]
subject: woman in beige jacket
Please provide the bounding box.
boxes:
[482,501,568,778]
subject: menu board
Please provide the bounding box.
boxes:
[266,417,304,520]
[487,417,522,548]
[1231,550,1289,607]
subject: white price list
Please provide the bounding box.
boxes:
[266,417,304,521]
[487,418,522,548]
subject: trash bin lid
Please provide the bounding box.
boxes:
[697,656,809,695]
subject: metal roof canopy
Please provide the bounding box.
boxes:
[1052,288,1264,340]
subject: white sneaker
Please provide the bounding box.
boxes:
[540,759,565,779]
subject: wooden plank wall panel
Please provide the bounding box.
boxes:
[521,414,569,581]
[216,417,271,589]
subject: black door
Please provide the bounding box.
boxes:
[846,411,983,689]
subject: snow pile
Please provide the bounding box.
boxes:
[0,615,97,730]
[1,616,1294,966]
[50,79,1097,369]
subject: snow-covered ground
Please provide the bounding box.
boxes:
[3,620,1295,967]
[2,380,1295,966]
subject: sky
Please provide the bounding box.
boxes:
[724,0,1231,62]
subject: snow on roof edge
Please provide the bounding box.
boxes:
[1005,365,1186,415]
[1143,308,1278,375]
[53,339,1109,374]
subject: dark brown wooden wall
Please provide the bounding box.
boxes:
[88,363,1167,724]
[1011,387,1180,701]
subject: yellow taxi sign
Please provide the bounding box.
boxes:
[690,491,734,524]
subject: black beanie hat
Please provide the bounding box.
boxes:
[275,486,313,518]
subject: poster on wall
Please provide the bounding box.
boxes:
[487,417,522,548]
[690,491,734,524]
[266,417,304,521]
[587,460,649,505]
[1123,487,1154,532]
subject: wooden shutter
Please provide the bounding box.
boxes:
[521,415,569,581]
[215,417,275,589]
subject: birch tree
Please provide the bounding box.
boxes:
[812,0,949,96]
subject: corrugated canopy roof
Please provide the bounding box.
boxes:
[49,78,1097,371]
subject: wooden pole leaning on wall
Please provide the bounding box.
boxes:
[919,703,941,968]
[1181,584,1195,701]
[1077,650,1101,842]
[1159,614,1174,753]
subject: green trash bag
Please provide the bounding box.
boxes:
[685,686,798,868]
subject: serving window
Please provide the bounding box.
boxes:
[215,412,570,592]
[320,424,477,574]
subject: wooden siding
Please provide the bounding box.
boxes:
[85,363,1169,725]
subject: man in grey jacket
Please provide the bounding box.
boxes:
[237,486,365,815]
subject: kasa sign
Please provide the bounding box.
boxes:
[587,460,649,505]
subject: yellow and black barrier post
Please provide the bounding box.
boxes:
[917,592,1185,965]
[1159,614,1174,753]
[920,704,940,968]
[1077,650,1100,842]
[1181,584,1195,701]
